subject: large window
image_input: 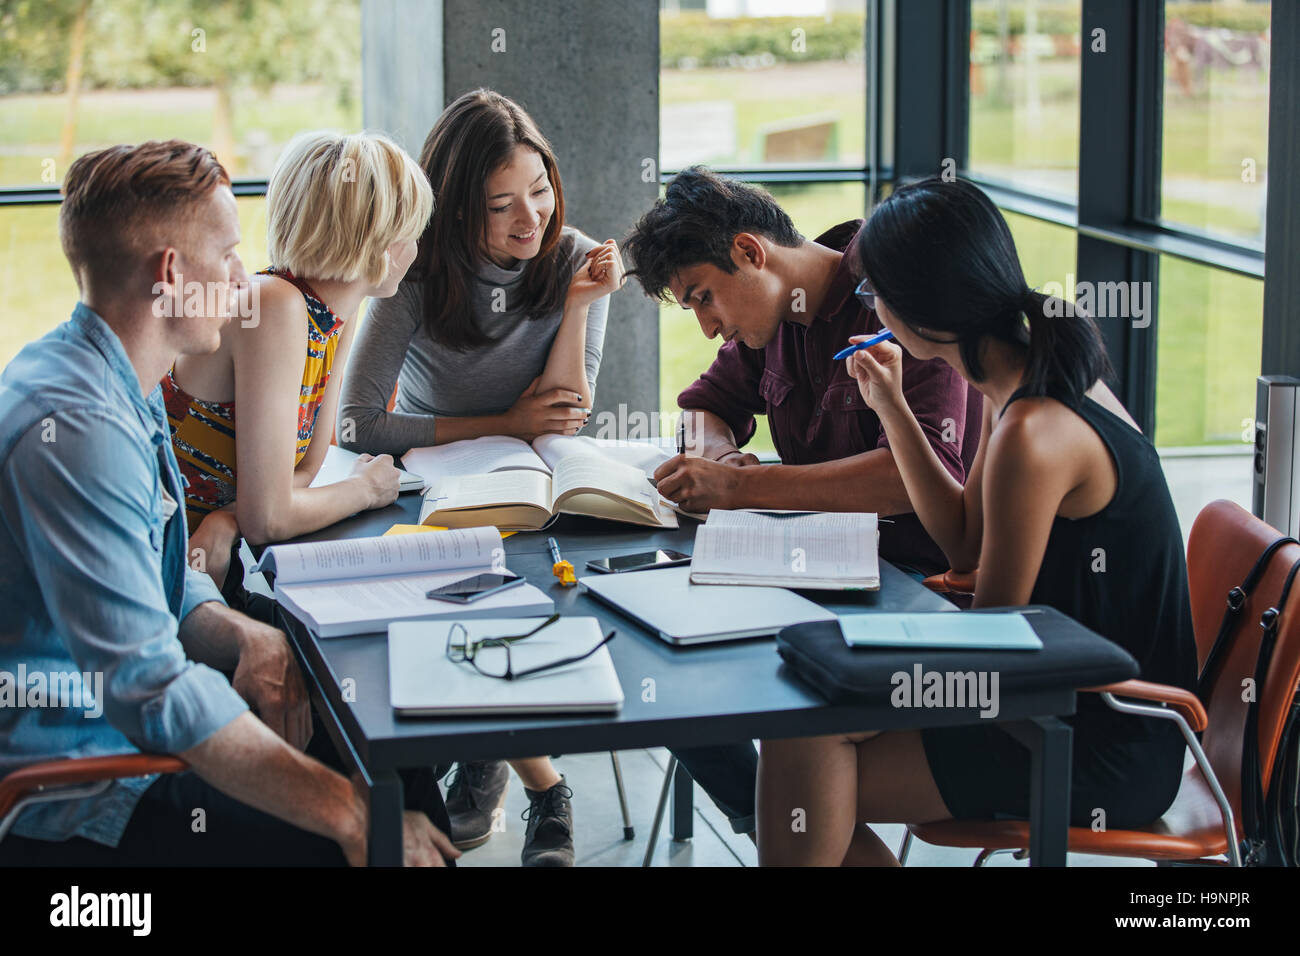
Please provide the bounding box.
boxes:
[660,1,866,170]
[0,0,361,368]
[952,1,1276,531]
[968,0,1082,200]
[1160,0,1270,244]
[0,0,361,188]
[658,1,870,452]
[1155,257,1264,448]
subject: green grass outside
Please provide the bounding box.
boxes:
[0,86,359,185]
[0,197,270,366]
[661,63,865,167]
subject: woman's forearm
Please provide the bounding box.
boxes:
[535,297,592,408]
[237,476,381,546]
[875,401,978,570]
[428,412,516,444]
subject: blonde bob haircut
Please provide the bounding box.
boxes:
[266,130,433,285]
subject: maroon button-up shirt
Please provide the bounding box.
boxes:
[677,220,983,575]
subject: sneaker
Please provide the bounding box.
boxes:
[445,760,510,850]
[521,777,575,867]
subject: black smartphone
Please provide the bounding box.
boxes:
[426,571,525,603]
[585,549,692,574]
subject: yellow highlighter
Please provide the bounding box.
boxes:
[548,536,576,587]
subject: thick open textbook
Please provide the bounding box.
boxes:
[250,526,553,637]
[689,510,880,590]
[404,435,680,531]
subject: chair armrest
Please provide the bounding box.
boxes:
[0,754,188,822]
[922,569,978,595]
[1081,679,1208,733]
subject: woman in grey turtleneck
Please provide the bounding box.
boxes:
[339,91,621,459]
[338,90,622,868]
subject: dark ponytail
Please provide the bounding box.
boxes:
[1019,288,1111,406]
[854,177,1112,407]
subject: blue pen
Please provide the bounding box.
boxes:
[832,328,895,361]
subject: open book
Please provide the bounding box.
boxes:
[689,510,880,590]
[250,526,553,637]
[403,435,680,531]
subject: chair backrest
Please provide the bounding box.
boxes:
[1187,500,1300,827]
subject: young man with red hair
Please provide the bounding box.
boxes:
[0,141,456,866]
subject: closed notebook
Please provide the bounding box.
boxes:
[580,565,837,645]
[388,616,624,716]
[839,612,1044,650]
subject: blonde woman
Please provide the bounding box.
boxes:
[163,131,433,608]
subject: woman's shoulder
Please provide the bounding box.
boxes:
[990,395,1091,467]
[245,273,309,336]
[559,225,598,261]
[365,275,426,325]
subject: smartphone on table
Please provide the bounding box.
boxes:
[585,549,692,574]
[426,571,526,603]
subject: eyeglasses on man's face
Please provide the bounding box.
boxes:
[854,276,876,312]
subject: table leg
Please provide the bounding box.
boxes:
[1001,716,1072,867]
[366,770,405,867]
[670,761,694,842]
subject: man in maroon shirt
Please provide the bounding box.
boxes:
[626,166,982,576]
[621,167,983,840]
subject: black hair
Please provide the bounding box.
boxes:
[623,165,803,301]
[854,176,1112,407]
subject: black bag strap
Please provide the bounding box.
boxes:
[1198,535,1299,703]
[1241,555,1300,865]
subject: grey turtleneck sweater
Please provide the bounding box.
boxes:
[338,226,608,456]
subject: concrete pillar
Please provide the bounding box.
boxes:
[361,0,445,156]
[363,0,661,430]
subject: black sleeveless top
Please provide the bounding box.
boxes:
[1006,389,1197,750]
[921,389,1197,826]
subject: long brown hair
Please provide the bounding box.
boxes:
[413,89,571,350]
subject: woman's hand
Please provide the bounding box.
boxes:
[348,452,401,511]
[565,239,624,309]
[846,337,907,414]
[502,376,589,441]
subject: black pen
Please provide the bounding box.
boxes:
[647,418,688,490]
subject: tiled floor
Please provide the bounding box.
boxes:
[450,748,1151,868]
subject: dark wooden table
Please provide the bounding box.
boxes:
[266,493,1137,866]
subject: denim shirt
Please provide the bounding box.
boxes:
[0,304,248,846]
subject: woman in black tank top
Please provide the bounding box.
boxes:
[757,178,1197,866]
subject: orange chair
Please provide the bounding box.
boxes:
[0,754,187,845]
[899,500,1300,867]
